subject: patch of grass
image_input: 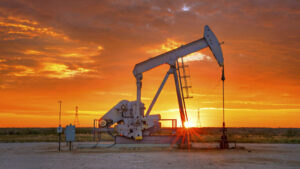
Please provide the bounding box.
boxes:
[0,127,299,143]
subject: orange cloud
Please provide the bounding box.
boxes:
[42,63,91,79]
[0,16,69,40]
[0,0,299,128]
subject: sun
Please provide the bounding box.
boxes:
[184,121,192,128]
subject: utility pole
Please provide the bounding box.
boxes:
[58,100,62,152]
[197,108,201,128]
[74,106,80,127]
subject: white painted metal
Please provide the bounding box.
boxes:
[133,25,223,124]
[135,74,142,119]
[204,25,224,66]
[133,25,224,77]
[57,126,62,133]
[145,70,171,116]
[99,100,160,140]
[133,38,207,76]
[172,65,187,127]
[99,25,224,141]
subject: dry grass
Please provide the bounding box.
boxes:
[0,127,299,143]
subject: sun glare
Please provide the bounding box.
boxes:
[184,121,192,128]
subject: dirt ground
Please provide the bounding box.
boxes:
[0,142,299,169]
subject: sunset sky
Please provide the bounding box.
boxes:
[0,0,299,128]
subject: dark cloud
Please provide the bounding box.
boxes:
[0,0,299,81]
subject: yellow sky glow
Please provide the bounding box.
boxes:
[0,1,299,128]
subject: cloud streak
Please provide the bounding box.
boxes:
[0,0,299,127]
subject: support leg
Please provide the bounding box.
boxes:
[145,70,170,116]
[135,74,143,140]
[171,65,186,128]
[136,74,143,118]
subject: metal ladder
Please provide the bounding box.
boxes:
[177,57,193,99]
[176,58,193,122]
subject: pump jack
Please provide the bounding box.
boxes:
[98,25,225,145]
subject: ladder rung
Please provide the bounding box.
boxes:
[180,76,190,78]
[184,96,193,99]
[178,65,189,68]
[182,86,192,88]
